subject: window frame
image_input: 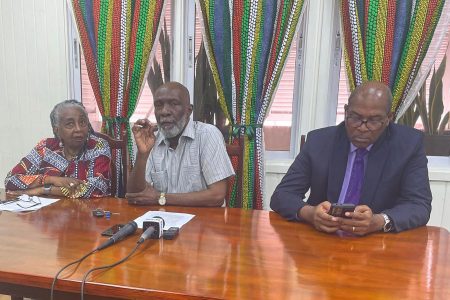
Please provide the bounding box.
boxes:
[183,0,340,160]
[67,0,343,161]
[66,1,81,101]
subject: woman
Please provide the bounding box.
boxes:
[5,100,111,198]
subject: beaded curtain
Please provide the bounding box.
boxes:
[69,0,165,196]
[341,0,450,119]
[198,0,305,209]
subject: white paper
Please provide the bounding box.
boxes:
[0,195,60,212]
[134,211,195,229]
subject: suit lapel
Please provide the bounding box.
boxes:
[327,124,350,203]
[360,128,390,206]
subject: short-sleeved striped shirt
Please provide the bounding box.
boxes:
[145,120,235,194]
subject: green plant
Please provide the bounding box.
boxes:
[193,42,229,140]
[193,42,220,124]
[398,56,449,134]
[146,23,223,133]
[147,19,171,94]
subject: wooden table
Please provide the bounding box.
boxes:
[0,197,449,299]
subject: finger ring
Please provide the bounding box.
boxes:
[69,182,74,187]
[352,226,355,232]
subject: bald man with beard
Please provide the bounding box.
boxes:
[271,81,432,235]
[127,82,234,207]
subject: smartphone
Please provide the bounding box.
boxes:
[328,203,355,218]
[101,224,125,237]
[163,227,179,240]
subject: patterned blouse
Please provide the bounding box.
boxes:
[4,134,111,198]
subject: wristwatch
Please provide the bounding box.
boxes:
[381,213,393,232]
[43,184,53,194]
[158,192,166,206]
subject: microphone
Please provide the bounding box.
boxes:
[139,217,165,243]
[97,221,138,250]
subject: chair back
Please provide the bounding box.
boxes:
[300,134,306,150]
[424,134,450,156]
[226,143,241,157]
[94,131,128,197]
[225,142,241,207]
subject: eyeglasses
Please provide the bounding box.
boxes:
[16,195,41,209]
[0,196,41,209]
[346,114,387,131]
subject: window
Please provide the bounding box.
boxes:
[336,25,450,133]
[70,1,340,161]
[263,37,298,152]
[78,2,173,130]
[191,2,304,157]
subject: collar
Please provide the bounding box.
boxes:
[156,119,195,146]
[350,143,373,152]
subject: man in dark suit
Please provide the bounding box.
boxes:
[271,81,432,235]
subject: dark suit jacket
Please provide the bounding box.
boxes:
[270,122,432,232]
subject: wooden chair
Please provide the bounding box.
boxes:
[226,143,241,157]
[94,131,128,197]
[300,134,306,150]
[225,141,242,207]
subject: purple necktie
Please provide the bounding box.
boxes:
[344,148,368,205]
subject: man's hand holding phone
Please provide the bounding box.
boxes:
[338,205,374,236]
[301,202,377,236]
[328,203,356,218]
[300,201,341,233]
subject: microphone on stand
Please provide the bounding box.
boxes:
[96,221,138,250]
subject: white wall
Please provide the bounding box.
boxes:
[427,157,450,231]
[0,0,70,182]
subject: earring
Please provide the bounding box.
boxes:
[59,140,63,147]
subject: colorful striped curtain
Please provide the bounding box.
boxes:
[69,0,166,196]
[198,0,305,209]
[341,0,450,119]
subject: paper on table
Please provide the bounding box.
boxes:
[134,211,195,229]
[0,195,60,212]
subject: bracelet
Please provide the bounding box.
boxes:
[60,182,88,199]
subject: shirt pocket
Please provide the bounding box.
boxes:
[180,165,203,192]
[150,170,168,193]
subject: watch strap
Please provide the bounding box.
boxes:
[43,184,52,194]
[381,213,393,232]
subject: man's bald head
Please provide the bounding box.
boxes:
[348,81,393,113]
[344,81,394,148]
[155,82,190,106]
[153,81,192,140]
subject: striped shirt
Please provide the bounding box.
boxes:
[145,120,235,193]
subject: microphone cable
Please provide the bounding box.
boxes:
[50,248,98,300]
[80,240,145,300]
[50,220,137,300]
[80,225,158,299]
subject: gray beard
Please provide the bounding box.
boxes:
[159,118,187,138]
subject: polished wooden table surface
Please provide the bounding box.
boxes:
[0,197,449,300]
